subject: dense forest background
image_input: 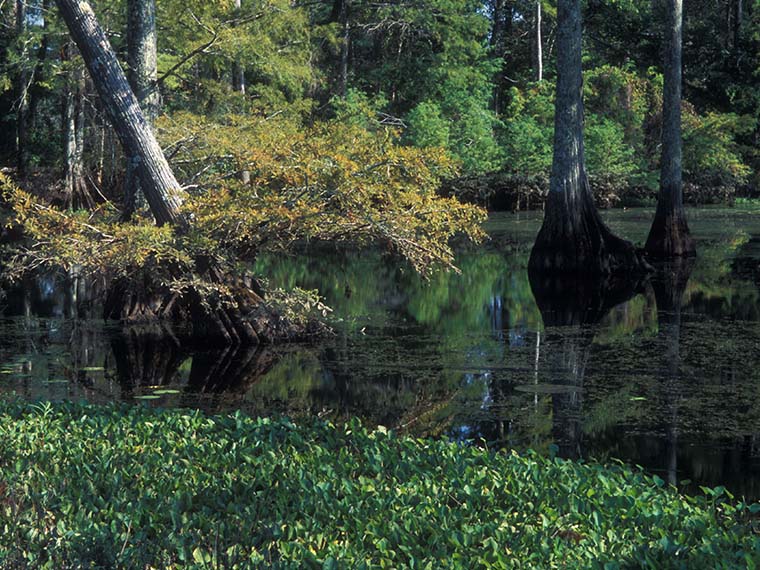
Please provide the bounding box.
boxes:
[0,0,758,209]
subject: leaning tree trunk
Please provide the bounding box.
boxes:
[643,0,695,258]
[528,0,645,275]
[55,0,323,345]
[123,0,159,220]
[54,0,183,227]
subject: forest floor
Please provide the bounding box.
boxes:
[0,400,758,568]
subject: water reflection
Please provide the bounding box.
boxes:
[2,209,760,498]
[527,271,645,460]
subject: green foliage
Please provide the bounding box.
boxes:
[405,101,451,149]
[1,113,486,300]
[499,68,752,194]
[683,110,753,185]
[501,84,554,177]
[585,116,638,179]
[0,401,758,568]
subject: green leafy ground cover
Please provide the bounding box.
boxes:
[0,402,758,569]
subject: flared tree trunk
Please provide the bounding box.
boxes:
[528,0,644,275]
[54,0,183,227]
[123,0,159,219]
[644,0,695,257]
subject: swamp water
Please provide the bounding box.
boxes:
[2,207,760,498]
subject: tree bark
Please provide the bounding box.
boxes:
[330,0,350,97]
[54,0,184,227]
[62,44,90,209]
[232,0,246,95]
[644,0,695,258]
[534,1,543,82]
[529,0,645,275]
[489,0,512,112]
[28,0,51,137]
[16,0,30,178]
[232,0,250,185]
[124,0,159,219]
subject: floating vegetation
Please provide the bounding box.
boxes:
[0,402,757,568]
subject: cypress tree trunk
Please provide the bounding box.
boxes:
[123,0,159,219]
[528,0,645,275]
[62,45,90,209]
[28,0,51,138]
[643,0,695,257]
[534,1,543,82]
[54,0,184,227]
[16,0,30,178]
[232,0,246,95]
[329,0,350,97]
[489,0,512,112]
[232,0,250,185]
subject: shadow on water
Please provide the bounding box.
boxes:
[2,208,760,498]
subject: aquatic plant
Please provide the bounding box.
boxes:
[0,401,757,568]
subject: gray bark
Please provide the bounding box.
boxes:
[62,44,88,208]
[529,0,643,275]
[232,0,246,95]
[124,0,159,218]
[644,0,695,257]
[534,1,543,82]
[232,0,250,185]
[55,0,184,227]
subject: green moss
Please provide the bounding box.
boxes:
[0,401,758,569]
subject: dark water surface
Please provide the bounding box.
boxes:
[3,207,760,498]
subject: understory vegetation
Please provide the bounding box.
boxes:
[0,401,758,569]
[1,0,758,208]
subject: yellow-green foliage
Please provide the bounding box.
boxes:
[1,115,485,295]
[161,113,486,272]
